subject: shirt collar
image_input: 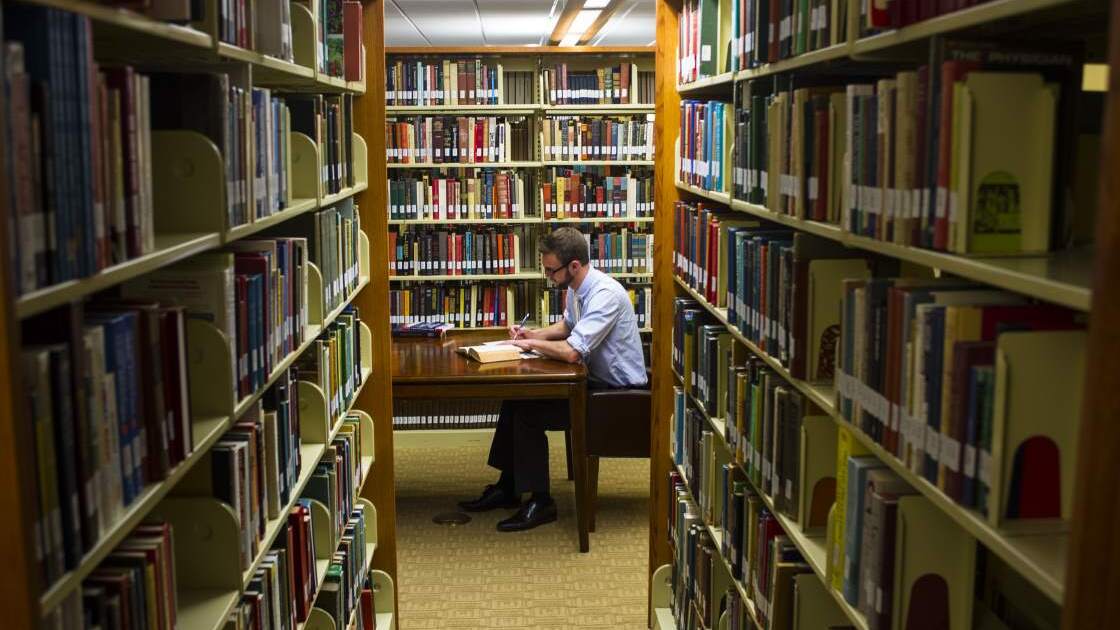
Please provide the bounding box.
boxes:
[574,267,602,301]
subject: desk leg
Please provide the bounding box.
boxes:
[568,381,589,553]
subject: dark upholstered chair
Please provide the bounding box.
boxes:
[563,378,652,531]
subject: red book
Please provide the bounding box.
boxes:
[933,60,978,250]
[343,2,363,81]
[104,67,143,258]
[235,275,249,397]
[360,588,375,629]
[768,0,780,62]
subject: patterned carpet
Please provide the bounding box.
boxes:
[393,429,651,629]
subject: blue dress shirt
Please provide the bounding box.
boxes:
[563,267,648,388]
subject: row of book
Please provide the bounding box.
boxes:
[541,284,653,330]
[673,203,1089,523]
[674,201,875,383]
[582,229,654,275]
[295,308,366,421]
[835,277,1084,518]
[671,379,1045,630]
[237,502,319,628]
[386,115,533,164]
[540,115,654,162]
[392,399,503,430]
[310,504,373,629]
[1,4,366,298]
[540,166,655,219]
[123,240,308,401]
[277,200,364,314]
[155,74,299,231]
[385,58,507,106]
[670,462,829,630]
[859,0,991,35]
[541,62,653,105]
[387,169,528,221]
[679,100,730,193]
[78,521,178,630]
[683,0,1049,85]
[3,9,158,293]
[180,378,305,570]
[722,40,1082,255]
[388,283,531,328]
[22,300,193,587]
[296,93,357,197]
[315,0,365,81]
[388,229,524,277]
[730,0,848,73]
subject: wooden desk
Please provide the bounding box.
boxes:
[391,333,592,552]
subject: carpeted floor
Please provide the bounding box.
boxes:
[393,429,651,629]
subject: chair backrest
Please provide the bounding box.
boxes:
[586,387,652,458]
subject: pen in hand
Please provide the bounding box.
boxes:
[511,312,530,339]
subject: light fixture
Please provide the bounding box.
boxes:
[559,8,600,45]
[584,0,610,8]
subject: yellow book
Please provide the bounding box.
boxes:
[893,71,918,245]
[959,72,1057,254]
[767,94,786,212]
[827,425,868,590]
[936,304,984,489]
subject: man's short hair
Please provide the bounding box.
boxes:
[538,227,589,266]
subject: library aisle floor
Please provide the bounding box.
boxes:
[394,431,650,629]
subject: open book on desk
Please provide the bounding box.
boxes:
[456,341,542,363]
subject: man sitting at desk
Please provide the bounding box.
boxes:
[458,227,648,531]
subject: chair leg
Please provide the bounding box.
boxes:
[564,428,574,481]
[587,456,599,532]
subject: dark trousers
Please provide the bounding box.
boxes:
[486,398,570,495]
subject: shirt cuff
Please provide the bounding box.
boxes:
[566,330,591,361]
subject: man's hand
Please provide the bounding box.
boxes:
[509,325,528,340]
[509,338,536,351]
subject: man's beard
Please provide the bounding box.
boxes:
[553,278,571,290]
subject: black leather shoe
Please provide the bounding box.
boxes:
[496,497,558,532]
[457,485,520,512]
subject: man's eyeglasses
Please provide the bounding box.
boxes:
[543,259,576,277]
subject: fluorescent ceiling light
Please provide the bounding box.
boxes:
[559,32,582,46]
[568,9,600,35]
[584,0,610,8]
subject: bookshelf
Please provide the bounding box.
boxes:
[0,0,398,628]
[651,0,1113,627]
[383,46,657,337]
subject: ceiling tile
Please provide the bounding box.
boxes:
[594,0,654,46]
[477,0,558,45]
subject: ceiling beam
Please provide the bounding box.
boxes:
[548,0,585,46]
[577,0,626,45]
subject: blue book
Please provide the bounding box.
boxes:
[86,312,140,503]
[726,227,740,323]
[72,15,95,276]
[843,455,885,606]
[922,306,947,483]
